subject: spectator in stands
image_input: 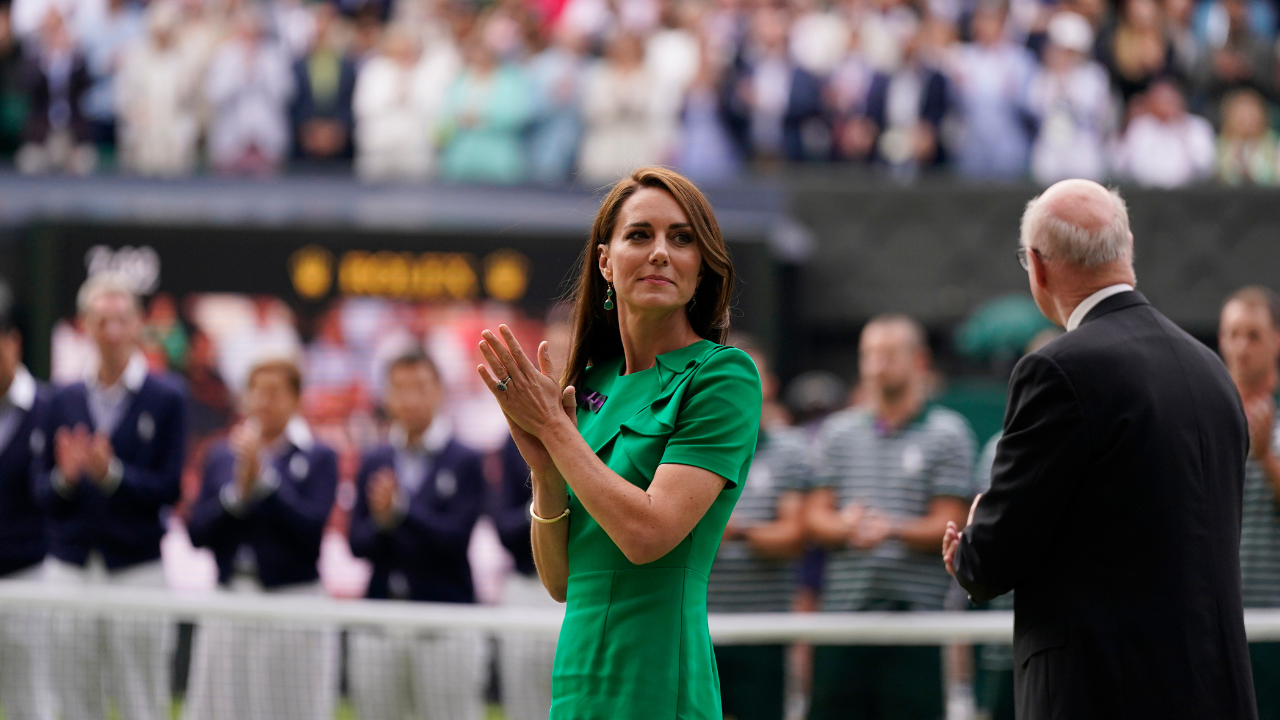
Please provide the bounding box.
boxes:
[721,7,827,163]
[8,0,101,39]
[856,15,950,176]
[1027,11,1115,185]
[1113,78,1216,187]
[114,1,201,177]
[0,1,28,157]
[1219,286,1280,719]
[79,0,142,152]
[525,23,587,185]
[291,2,357,163]
[1217,88,1277,185]
[184,358,339,720]
[1191,0,1272,124]
[437,28,533,184]
[804,314,975,720]
[1098,0,1177,101]
[1165,0,1202,77]
[348,351,487,720]
[204,6,295,175]
[16,9,95,175]
[0,311,53,720]
[950,1,1035,181]
[353,24,436,181]
[36,272,187,720]
[645,0,700,163]
[673,44,741,182]
[708,337,810,720]
[577,32,660,183]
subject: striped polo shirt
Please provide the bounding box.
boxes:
[707,427,812,613]
[815,405,977,612]
[1240,412,1280,608]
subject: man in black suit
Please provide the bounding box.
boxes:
[943,179,1257,719]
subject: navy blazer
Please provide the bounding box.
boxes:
[490,437,535,577]
[289,53,358,159]
[722,61,829,162]
[349,438,485,603]
[864,67,950,165]
[34,373,187,569]
[0,378,50,576]
[187,435,338,589]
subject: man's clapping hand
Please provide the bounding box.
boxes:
[368,468,399,526]
[229,419,264,499]
[841,503,894,549]
[55,425,116,487]
[944,493,982,577]
[1246,396,1275,462]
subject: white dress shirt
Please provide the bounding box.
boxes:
[86,351,148,435]
[1066,284,1134,331]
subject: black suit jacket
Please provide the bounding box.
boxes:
[954,291,1256,720]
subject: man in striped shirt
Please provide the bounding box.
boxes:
[1220,286,1280,719]
[806,314,976,720]
[707,339,811,720]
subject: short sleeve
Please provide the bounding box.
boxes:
[766,428,814,493]
[927,410,978,500]
[659,348,762,488]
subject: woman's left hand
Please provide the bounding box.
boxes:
[478,325,574,438]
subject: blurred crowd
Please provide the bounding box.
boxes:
[5,0,1280,185]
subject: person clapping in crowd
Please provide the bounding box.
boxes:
[36,273,187,720]
[347,351,487,720]
[16,9,94,174]
[184,358,339,720]
[1219,287,1280,719]
[804,314,976,720]
[0,311,52,720]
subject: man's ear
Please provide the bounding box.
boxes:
[1029,249,1050,290]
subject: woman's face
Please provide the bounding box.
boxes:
[599,187,704,316]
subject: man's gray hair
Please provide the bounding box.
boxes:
[1020,188,1133,267]
[77,272,142,317]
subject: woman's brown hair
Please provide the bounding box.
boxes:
[561,167,735,389]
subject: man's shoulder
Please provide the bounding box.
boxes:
[819,407,871,437]
[140,371,188,403]
[921,405,976,441]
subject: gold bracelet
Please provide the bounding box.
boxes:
[530,502,571,524]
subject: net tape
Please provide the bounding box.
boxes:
[3,581,1280,645]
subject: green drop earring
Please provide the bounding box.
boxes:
[603,283,615,311]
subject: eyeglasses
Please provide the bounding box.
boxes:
[1016,247,1046,270]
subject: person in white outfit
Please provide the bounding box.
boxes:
[115,1,201,176]
[204,7,295,174]
[577,32,661,184]
[1027,12,1115,185]
[1112,78,1216,187]
[353,24,460,182]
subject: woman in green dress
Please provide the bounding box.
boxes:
[476,166,763,720]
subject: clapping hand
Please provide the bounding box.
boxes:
[477,326,578,479]
[841,502,893,549]
[1246,396,1275,462]
[229,418,263,499]
[54,424,92,486]
[944,493,982,577]
[368,468,399,525]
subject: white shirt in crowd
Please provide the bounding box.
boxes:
[1028,61,1114,185]
[1113,113,1216,188]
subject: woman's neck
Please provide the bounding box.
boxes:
[617,305,702,375]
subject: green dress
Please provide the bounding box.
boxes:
[550,339,763,720]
